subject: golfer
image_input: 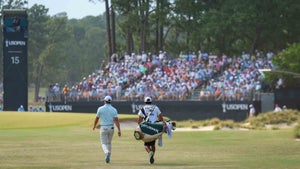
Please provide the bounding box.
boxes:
[93,95,121,164]
[137,96,163,164]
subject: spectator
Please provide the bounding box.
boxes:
[62,85,70,96]
[275,78,283,89]
[51,49,275,102]
[47,84,55,102]
[282,105,287,111]
[32,107,38,112]
[53,83,60,101]
[249,104,256,117]
[18,105,24,112]
[274,104,282,112]
[28,105,33,112]
[38,106,44,112]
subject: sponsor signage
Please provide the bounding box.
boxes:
[49,104,73,112]
[222,102,249,113]
[5,40,26,47]
[2,9,28,111]
[46,101,261,122]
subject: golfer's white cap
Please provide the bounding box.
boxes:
[144,96,152,103]
[104,96,112,102]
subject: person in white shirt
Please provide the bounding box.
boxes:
[137,96,163,164]
[93,96,121,164]
[282,105,287,110]
[249,104,256,117]
[274,104,282,112]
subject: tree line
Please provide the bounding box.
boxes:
[0,0,299,102]
[101,0,299,57]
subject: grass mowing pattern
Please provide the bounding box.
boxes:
[0,112,138,129]
[1,112,300,169]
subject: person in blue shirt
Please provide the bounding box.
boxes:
[17,105,25,112]
[93,96,121,164]
[38,106,44,112]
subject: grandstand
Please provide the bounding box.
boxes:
[46,50,274,103]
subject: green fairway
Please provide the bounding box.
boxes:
[0,112,300,169]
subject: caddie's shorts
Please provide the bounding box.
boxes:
[144,140,155,146]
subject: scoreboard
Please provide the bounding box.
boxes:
[2,9,28,111]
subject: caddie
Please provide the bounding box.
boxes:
[137,96,163,164]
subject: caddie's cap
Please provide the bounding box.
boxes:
[144,96,152,103]
[104,96,112,102]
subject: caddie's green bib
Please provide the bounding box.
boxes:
[139,122,164,135]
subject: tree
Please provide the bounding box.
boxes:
[170,0,300,56]
[269,43,300,88]
[172,0,205,53]
[111,4,116,54]
[104,0,112,57]
[0,0,27,9]
[65,16,106,83]
[112,0,136,54]
[90,0,116,59]
[153,0,171,52]
[28,4,71,102]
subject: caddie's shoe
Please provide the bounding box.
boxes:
[105,153,110,163]
[149,151,154,164]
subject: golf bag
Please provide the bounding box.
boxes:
[134,121,176,143]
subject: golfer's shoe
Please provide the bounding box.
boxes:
[105,153,110,163]
[149,151,154,164]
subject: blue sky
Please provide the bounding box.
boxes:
[28,0,105,19]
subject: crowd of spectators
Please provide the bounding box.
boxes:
[17,105,44,112]
[199,51,274,101]
[46,50,275,102]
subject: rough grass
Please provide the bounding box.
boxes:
[175,109,300,131]
[1,112,300,169]
[294,119,300,139]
